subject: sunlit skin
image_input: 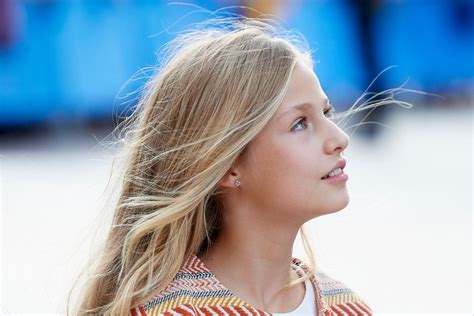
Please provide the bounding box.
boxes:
[197,59,350,312]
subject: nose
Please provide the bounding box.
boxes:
[323,120,350,154]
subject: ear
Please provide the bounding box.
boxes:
[218,150,248,189]
[218,169,240,189]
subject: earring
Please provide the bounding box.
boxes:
[233,179,241,188]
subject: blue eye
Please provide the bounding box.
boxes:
[290,106,337,132]
[291,117,307,132]
[324,105,336,119]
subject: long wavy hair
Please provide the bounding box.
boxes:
[68,13,417,316]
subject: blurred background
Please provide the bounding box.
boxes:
[1,0,472,315]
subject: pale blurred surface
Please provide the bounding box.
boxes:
[1,103,472,314]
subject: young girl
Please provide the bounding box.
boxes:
[70,16,382,316]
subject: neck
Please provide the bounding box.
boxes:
[197,207,303,310]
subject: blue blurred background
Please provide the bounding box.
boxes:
[0,0,473,131]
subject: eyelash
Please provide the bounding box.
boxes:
[291,105,336,132]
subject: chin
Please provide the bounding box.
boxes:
[337,194,350,210]
[324,205,346,215]
[318,196,350,216]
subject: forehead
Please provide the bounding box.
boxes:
[276,62,327,117]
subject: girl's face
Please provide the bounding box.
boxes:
[238,60,350,223]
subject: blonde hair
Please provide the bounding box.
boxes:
[68,12,419,316]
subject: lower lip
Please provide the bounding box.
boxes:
[321,172,348,182]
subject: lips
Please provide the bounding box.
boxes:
[321,159,346,179]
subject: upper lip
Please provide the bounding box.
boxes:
[322,159,346,178]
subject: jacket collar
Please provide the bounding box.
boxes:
[190,253,332,315]
[291,257,332,316]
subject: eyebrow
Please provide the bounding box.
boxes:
[278,98,329,121]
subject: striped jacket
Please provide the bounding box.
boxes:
[130,253,373,315]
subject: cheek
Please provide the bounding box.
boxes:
[280,140,319,173]
[261,143,320,194]
[251,146,288,184]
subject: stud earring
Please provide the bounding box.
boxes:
[234,179,241,188]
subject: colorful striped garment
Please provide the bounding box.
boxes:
[129,254,373,315]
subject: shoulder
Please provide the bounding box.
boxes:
[291,257,373,315]
[129,254,241,315]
